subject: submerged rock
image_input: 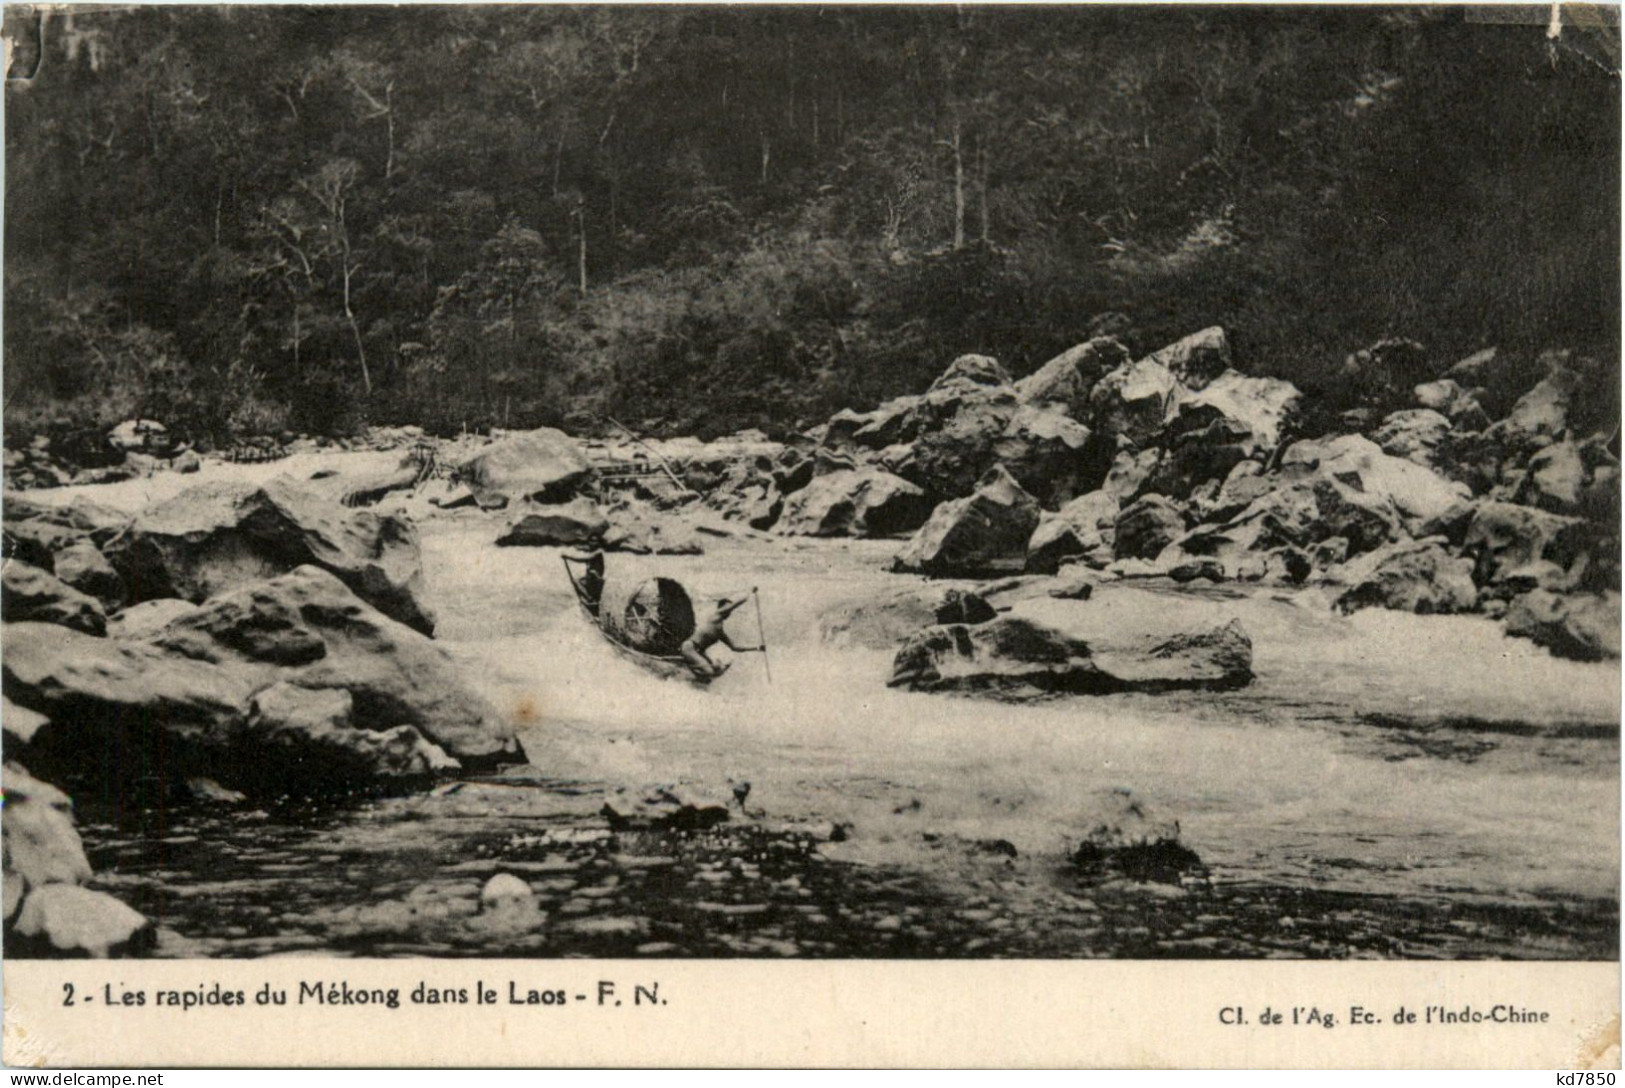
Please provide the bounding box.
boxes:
[602,784,731,831]
[1504,590,1621,662]
[1071,788,1202,883]
[496,497,610,547]
[819,586,997,649]
[889,598,1252,698]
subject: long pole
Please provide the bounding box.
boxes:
[753,587,772,684]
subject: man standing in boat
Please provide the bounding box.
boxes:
[680,595,765,679]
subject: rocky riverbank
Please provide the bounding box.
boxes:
[2,327,1618,958]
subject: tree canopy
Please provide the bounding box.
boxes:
[4,5,1617,443]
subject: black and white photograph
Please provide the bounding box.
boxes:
[0,1,1619,1065]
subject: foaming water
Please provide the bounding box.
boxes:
[423,522,1619,905]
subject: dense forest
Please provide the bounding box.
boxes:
[3,5,1618,446]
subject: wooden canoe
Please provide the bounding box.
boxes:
[561,555,714,686]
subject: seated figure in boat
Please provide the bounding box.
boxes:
[568,551,606,617]
[680,596,763,679]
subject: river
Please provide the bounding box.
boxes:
[25,452,1620,958]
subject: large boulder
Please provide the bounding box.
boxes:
[2,495,131,571]
[2,561,106,635]
[701,460,783,530]
[779,469,932,538]
[990,405,1095,507]
[5,568,524,797]
[1113,495,1187,561]
[1504,590,1621,662]
[1142,326,1232,391]
[105,598,202,640]
[244,681,459,787]
[1328,538,1478,615]
[1372,409,1453,470]
[1162,475,1402,580]
[104,478,437,636]
[50,540,125,608]
[927,354,1012,396]
[495,497,610,548]
[3,763,92,894]
[1513,439,1586,515]
[456,427,592,507]
[12,883,150,958]
[893,466,1041,576]
[148,567,522,767]
[1461,501,1588,589]
[889,394,1016,501]
[1280,434,1470,536]
[1413,379,1491,430]
[1088,358,1181,450]
[1484,367,1584,454]
[1151,371,1301,494]
[1103,448,1161,503]
[3,622,255,794]
[889,598,1253,698]
[1026,491,1119,574]
[1015,337,1131,419]
[1165,370,1300,457]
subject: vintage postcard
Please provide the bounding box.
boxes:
[0,1,1618,1070]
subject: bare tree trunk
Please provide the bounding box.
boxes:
[552,131,565,198]
[383,83,396,180]
[574,208,588,296]
[951,115,965,250]
[342,259,371,395]
[978,136,990,244]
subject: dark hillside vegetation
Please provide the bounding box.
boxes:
[4,5,1617,445]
